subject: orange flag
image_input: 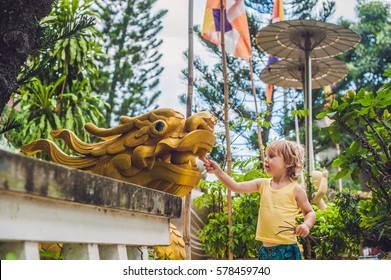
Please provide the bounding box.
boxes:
[201,0,252,61]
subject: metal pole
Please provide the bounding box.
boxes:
[304,35,314,179]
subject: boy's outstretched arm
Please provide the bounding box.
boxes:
[201,158,259,194]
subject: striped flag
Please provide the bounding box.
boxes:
[201,0,252,61]
[266,0,285,102]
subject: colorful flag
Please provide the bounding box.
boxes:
[266,0,284,102]
[201,0,252,61]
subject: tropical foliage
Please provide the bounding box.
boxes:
[317,70,391,254]
[2,0,167,150]
[5,0,107,149]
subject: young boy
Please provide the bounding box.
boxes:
[202,139,316,260]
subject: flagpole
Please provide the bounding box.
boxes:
[249,60,265,162]
[183,0,194,260]
[220,0,233,260]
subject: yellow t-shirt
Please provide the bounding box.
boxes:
[255,178,299,244]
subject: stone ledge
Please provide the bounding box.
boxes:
[0,149,182,218]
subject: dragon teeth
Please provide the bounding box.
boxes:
[192,145,199,154]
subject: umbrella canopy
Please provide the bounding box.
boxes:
[255,19,361,60]
[259,57,348,89]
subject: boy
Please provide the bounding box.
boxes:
[202,139,315,260]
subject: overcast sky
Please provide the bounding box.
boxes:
[152,0,368,114]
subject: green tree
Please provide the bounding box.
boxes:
[285,0,335,20]
[5,0,107,148]
[93,0,167,126]
[335,0,391,94]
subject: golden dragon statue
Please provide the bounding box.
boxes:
[21,108,216,197]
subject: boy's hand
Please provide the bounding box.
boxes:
[200,158,221,175]
[294,224,310,237]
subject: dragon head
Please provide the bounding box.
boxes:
[21,108,217,197]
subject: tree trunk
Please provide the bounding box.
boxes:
[0,0,54,115]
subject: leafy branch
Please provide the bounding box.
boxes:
[17,15,96,86]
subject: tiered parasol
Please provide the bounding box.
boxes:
[259,57,349,89]
[256,19,360,175]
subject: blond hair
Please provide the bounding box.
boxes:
[265,139,304,181]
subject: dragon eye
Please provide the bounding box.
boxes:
[150,120,168,136]
[155,121,165,132]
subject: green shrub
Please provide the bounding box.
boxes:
[300,192,361,259]
[317,71,391,255]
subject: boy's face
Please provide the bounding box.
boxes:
[264,148,287,177]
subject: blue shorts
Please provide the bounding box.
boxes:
[258,243,302,260]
